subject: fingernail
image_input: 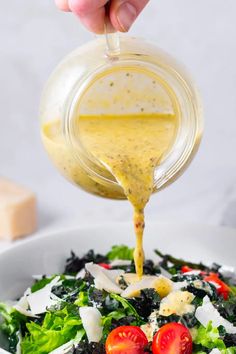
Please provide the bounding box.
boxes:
[117,2,137,32]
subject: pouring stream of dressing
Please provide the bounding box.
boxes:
[42,113,178,277]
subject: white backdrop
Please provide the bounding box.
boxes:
[1,0,236,232]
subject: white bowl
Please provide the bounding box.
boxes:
[0,222,236,302]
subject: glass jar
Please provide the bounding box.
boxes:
[40,35,203,199]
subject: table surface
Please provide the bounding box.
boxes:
[0,0,236,249]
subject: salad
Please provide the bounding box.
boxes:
[1,245,236,354]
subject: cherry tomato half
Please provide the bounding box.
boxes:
[204,273,230,300]
[152,322,192,354]
[105,325,148,354]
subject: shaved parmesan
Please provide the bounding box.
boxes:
[0,349,12,354]
[140,323,155,342]
[79,307,103,343]
[141,310,159,341]
[195,296,236,334]
[85,263,123,294]
[27,276,61,315]
[121,276,156,298]
[183,270,201,276]
[49,340,74,354]
[110,260,132,267]
[101,267,125,283]
[16,331,21,354]
[121,275,172,298]
[14,304,37,318]
[76,268,86,279]
[14,288,37,318]
[209,350,221,354]
[119,273,158,286]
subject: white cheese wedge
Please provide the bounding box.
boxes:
[79,307,103,343]
[27,276,61,315]
[195,296,236,334]
[85,263,123,294]
[141,310,159,341]
[119,273,151,285]
[140,323,155,342]
[0,348,12,353]
[14,288,37,318]
[0,178,37,240]
[76,269,86,279]
[121,275,173,298]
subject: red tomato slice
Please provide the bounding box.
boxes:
[105,326,148,354]
[204,273,230,300]
[152,322,192,354]
[181,266,194,273]
[99,263,111,269]
[181,266,206,276]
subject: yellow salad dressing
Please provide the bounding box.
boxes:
[42,113,178,277]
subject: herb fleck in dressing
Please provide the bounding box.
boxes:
[42,113,178,277]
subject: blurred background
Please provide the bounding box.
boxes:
[1,0,236,233]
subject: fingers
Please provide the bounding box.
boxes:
[75,6,107,34]
[55,0,150,33]
[110,0,150,32]
[68,0,108,15]
[55,0,70,12]
[68,0,108,33]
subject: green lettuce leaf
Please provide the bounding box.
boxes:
[21,304,84,354]
[194,321,226,350]
[221,348,236,354]
[0,302,27,352]
[74,291,89,307]
[106,245,134,261]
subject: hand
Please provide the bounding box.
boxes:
[55,0,149,34]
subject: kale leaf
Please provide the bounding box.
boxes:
[65,250,107,274]
[130,289,160,319]
[155,248,208,271]
[73,341,105,354]
[52,278,86,303]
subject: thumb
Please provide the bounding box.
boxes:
[110,0,149,32]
